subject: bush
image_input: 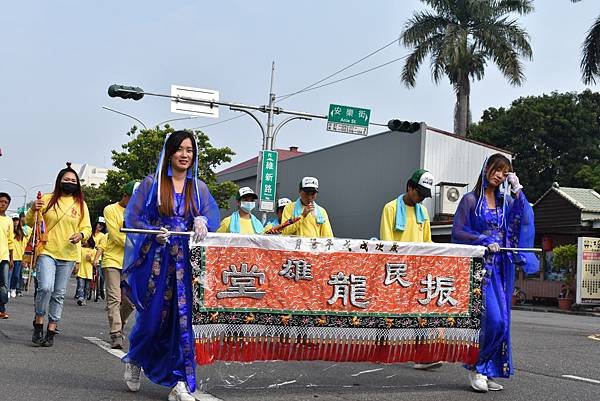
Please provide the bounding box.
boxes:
[553,244,577,298]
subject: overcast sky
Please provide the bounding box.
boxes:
[1,0,598,205]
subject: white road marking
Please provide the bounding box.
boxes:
[350,367,384,377]
[84,336,126,358]
[562,375,600,384]
[84,336,223,400]
[267,380,297,388]
[588,333,600,341]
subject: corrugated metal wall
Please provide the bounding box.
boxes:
[218,127,512,240]
[421,128,512,218]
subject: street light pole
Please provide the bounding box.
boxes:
[101,106,148,130]
[23,183,52,209]
[1,178,26,209]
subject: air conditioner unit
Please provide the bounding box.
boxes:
[437,182,468,215]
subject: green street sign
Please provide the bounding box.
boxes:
[327,104,370,136]
[258,150,278,212]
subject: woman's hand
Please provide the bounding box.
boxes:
[192,216,208,242]
[156,227,170,245]
[33,198,44,211]
[507,172,523,194]
[487,243,501,253]
[69,233,84,244]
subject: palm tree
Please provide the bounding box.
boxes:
[573,0,600,84]
[400,0,533,136]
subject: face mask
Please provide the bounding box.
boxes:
[60,182,78,194]
[240,201,256,212]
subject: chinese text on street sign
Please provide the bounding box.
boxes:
[259,150,278,212]
[327,104,370,136]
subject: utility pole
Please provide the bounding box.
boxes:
[108,64,391,222]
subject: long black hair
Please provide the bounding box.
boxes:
[473,153,512,198]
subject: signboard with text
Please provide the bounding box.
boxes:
[577,237,600,305]
[258,150,278,212]
[191,234,485,365]
[327,104,370,136]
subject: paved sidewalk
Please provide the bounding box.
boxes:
[512,304,600,318]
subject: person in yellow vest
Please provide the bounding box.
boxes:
[91,216,107,300]
[26,162,92,347]
[0,192,15,319]
[281,177,333,238]
[217,187,266,234]
[94,181,137,349]
[380,168,439,370]
[75,237,95,306]
[380,169,434,243]
[10,213,30,298]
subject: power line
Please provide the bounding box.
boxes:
[277,55,408,98]
[276,36,400,103]
[191,115,244,129]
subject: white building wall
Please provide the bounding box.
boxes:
[420,128,512,218]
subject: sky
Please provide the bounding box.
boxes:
[1,0,599,207]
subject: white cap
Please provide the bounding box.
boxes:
[237,187,258,200]
[10,213,19,219]
[97,216,106,224]
[300,176,319,191]
[277,197,292,208]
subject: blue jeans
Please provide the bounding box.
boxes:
[35,255,75,323]
[10,260,22,292]
[0,260,9,312]
[76,277,90,300]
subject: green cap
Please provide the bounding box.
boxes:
[409,169,434,198]
[123,180,140,196]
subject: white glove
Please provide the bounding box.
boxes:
[507,172,523,193]
[192,216,208,242]
[156,227,170,245]
[487,243,501,253]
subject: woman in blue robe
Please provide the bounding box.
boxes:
[452,153,538,393]
[121,131,220,401]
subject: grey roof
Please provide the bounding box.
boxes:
[555,187,600,213]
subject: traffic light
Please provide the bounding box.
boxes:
[108,84,144,100]
[387,119,421,133]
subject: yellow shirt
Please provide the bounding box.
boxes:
[12,232,30,261]
[0,215,14,261]
[280,202,334,238]
[379,199,432,243]
[25,193,92,262]
[77,246,95,280]
[217,215,265,234]
[99,202,126,269]
[93,232,106,249]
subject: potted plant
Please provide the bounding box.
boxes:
[553,244,577,310]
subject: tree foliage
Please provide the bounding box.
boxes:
[469,90,600,200]
[82,125,237,223]
[572,0,600,84]
[400,0,533,136]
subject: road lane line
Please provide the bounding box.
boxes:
[588,333,600,341]
[84,336,223,400]
[84,336,126,358]
[351,368,385,376]
[562,375,600,384]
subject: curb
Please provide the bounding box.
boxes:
[512,305,600,318]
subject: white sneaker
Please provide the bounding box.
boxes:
[487,378,504,391]
[167,381,195,401]
[10,289,16,298]
[124,363,141,392]
[413,362,443,370]
[468,371,489,392]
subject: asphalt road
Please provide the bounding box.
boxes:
[1,278,599,401]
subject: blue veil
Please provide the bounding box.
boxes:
[122,132,220,309]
